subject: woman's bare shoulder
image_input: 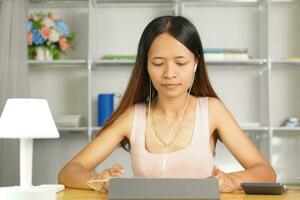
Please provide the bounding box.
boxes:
[207,97,223,108]
[207,97,224,134]
[110,104,134,139]
[113,102,146,139]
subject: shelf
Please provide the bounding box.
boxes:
[94,0,261,5]
[272,127,300,132]
[93,59,134,66]
[93,0,174,7]
[206,59,267,65]
[91,127,102,131]
[27,0,265,8]
[241,126,269,131]
[31,59,267,67]
[271,0,300,5]
[29,60,87,68]
[271,59,300,66]
[58,127,88,132]
[183,0,261,7]
[93,59,267,67]
[92,0,264,8]
[93,0,173,4]
[29,0,88,8]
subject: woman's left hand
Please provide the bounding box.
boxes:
[211,166,239,193]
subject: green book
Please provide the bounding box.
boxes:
[101,55,136,60]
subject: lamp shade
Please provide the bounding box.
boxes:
[0,98,59,138]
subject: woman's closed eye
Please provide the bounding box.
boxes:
[151,62,189,67]
[152,62,163,66]
[177,62,188,66]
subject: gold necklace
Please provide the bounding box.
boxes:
[149,108,182,147]
[148,99,188,148]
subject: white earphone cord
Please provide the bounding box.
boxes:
[148,63,197,177]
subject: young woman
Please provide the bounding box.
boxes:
[58,16,276,193]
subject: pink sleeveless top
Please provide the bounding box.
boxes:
[130,97,215,178]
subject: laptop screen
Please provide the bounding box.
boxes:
[109,177,220,200]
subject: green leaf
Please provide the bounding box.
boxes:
[47,47,60,60]
[67,32,76,45]
[33,20,42,29]
[28,46,37,59]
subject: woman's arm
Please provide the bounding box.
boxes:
[208,97,276,192]
[58,106,134,190]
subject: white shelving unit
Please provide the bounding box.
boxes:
[28,0,300,184]
[273,127,300,132]
[269,0,300,183]
[29,60,87,68]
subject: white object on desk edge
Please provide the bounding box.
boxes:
[0,186,57,200]
[36,184,65,193]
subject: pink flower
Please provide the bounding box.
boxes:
[59,37,70,52]
[28,32,33,45]
[51,15,59,21]
[40,26,50,40]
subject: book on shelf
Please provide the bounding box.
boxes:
[101,55,136,61]
[287,57,300,61]
[204,48,249,61]
[281,117,299,127]
[54,114,83,127]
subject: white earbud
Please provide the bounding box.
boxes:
[193,63,197,72]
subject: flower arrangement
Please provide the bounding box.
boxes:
[27,12,75,60]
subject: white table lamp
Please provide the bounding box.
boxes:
[0,98,63,200]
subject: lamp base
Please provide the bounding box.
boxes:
[0,186,56,200]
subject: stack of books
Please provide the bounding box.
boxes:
[287,57,300,61]
[204,48,249,61]
[101,55,136,61]
[54,115,83,127]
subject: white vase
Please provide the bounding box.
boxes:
[35,47,53,61]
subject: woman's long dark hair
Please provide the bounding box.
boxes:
[97,16,220,151]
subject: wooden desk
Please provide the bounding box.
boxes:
[57,186,300,200]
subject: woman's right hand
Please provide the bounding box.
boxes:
[87,164,125,193]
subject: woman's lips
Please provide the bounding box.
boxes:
[161,83,181,89]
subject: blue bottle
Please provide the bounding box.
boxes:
[98,93,114,127]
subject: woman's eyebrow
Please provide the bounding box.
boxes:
[151,56,187,59]
[152,57,164,60]
[175,56,186,59]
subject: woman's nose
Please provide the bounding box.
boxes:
[163,65,176,79]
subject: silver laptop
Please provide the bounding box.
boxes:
[109,178,220,200]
